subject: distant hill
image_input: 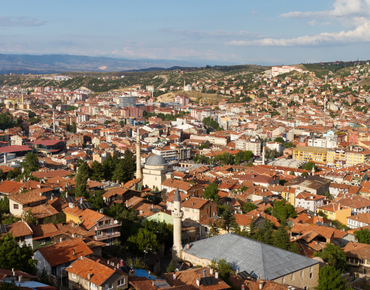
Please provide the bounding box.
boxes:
[0,54,197,74]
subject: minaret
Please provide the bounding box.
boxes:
[324,96,327,113]
[262,145,265,165]
[53,108,56,133]
[172,186,183,263]
[311,164,315,176]
[136,127,142,180]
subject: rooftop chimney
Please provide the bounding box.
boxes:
[215,271,219,279]
[87,272,91,280]
[203,269,206,277]
[12,268,15,276]
[259,281,264,290]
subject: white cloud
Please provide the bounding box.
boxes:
[158,28,262,40]
[0,16,46,27]
[227,0,370,47]
[252,11,258,15]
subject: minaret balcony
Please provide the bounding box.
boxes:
[173,212,183,218]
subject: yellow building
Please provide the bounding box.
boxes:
[293,146,328,163]
[316,204,352,224]
[327,148,346,167]
[346,150,370,166]
[282,187,296,206]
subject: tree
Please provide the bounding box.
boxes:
[166,260,176,273]
[316,265,352,290]
[208,220,219,237]
[209,258,233,282]
[90,161,104,181]
[354,228,370,244]
[21,152,40,177]
[242,202,257,213]
[302,161,317,172]
[314,243,347,273]
[0,281,21,290]
[301,172,309,177]
[127,228,160,255]
[0,233,36,274]
[0,196,9,216]
[219,205,236,233]
[272,225,290,251]
[272,199,297,222]
[203,183,219,203]
[75,161,90,198]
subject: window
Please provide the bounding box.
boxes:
[185,208,189,211]
[72,273,76,279]
[300,270,304,277]
[105,283,113,290]
[13,204,18,209]
[118,278,126,286]
[291,273,294,280]
[281,277,284,284]
[310,273,313,279]
[193,209,198,213]
[168,202,172,207]
[97,230,102,236]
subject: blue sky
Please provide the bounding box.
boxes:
[1,0,370,65]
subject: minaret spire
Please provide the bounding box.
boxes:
[136,127,142,180]
[172,186,183,264]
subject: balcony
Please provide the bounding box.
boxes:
[94,220,122,231]
[94,231,121,241]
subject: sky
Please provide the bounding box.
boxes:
[1,0,370,66]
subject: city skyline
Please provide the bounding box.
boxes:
[1,0,370,66]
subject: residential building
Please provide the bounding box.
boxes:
[295,191,325,212]
[316,204,352,224]
[347,213,370,229]
[293,146,328,163]
[66,257,128,290]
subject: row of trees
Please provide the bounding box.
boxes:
[193,150,254,166]
[74,150,136,198]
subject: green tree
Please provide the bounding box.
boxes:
[127,227,160,255]
[354,228,370,244]
[75,161,90,198]
[242,202,257,213]
[314,243,347,273]
[208,220,219,237]
[0,196,9,215]
[209,258,233,282]
[203,183,219,203]
[21,152,40,177]
[219,205,236,233]
[166,260,176,273]
[302,161,317,172]
[90,161,104,181]
[0,281,21,290]
[316,265,353,290]
[0,233,36,274]
[272,225,290,251]
[272,199,297,222]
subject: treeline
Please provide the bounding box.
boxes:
[193,150,254,166]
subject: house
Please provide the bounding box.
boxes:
[344,241,370,277]
[347,213,370,229]
[167,196,218,223]
[3,221,33,247]
[63,206,122,245]
[66,257,128,290]
[284,176,331,196]
[163,267,230,290]
[316,203,352,224]
[8,190,47,217]
[295,191,325,213]
[33,238,93,279]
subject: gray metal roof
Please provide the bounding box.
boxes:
[183,233,318,281]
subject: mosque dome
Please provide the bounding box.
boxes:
[146,154,167,166]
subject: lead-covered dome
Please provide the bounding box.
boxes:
[146,154,167,166]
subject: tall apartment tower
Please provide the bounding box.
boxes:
[136,127,142,180]
[172,187,183,264]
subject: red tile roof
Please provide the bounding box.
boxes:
[37,238,93,267]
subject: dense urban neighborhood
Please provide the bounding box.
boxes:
[2,61,370,290]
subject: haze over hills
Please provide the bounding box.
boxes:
[0,54,205,74]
